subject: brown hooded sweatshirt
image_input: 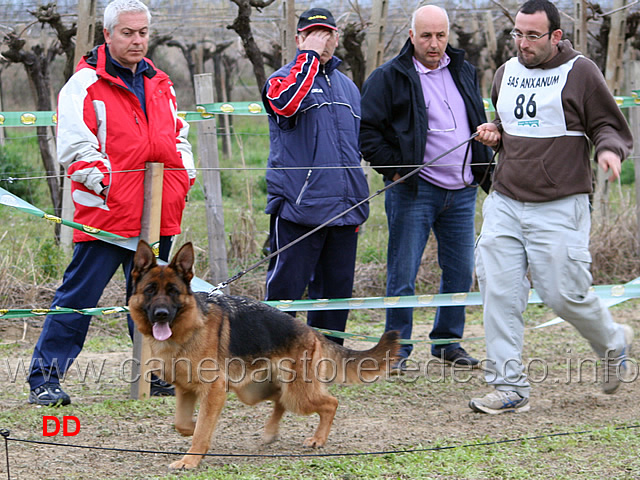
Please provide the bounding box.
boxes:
[490,40,633,202]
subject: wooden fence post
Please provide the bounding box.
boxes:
[130,162,163,400]
[634,99,640,253]
[281,0,297,66]
[604,0,627,95]
[594,0,628,221]
[481,10,497,98]
[629,63,640,253]
[0,75,4,146]
[573,0,588,55]
[365,0,388,81]
[194,73,229,290]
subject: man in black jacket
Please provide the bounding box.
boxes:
[360,5,492,370]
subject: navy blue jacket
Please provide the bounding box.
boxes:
[360,39,492,192]
[262,51,369,227]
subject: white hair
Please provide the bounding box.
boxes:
[104,0,151,33]
[411,5,450,34]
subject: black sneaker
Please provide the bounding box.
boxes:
[28,383,71,406]
[150,376,175,396]
[389,358,408,376]
[435,347,479,368]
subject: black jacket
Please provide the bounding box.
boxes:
[360,39,492,192]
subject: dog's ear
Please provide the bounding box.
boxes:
[170,242,195,285]
[133,239,157,278]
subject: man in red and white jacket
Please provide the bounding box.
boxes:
[28,0,195,406]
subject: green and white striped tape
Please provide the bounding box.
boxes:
[1,93,638,126]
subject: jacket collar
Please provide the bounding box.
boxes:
[532,39,580,70]
[394,37,466,76]
[83,44,158,82]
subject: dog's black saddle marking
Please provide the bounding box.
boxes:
[196,292,305,358]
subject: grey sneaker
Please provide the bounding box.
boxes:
[602,324,634,395]
[469,390,530,414]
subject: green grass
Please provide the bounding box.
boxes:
[83,330,132,353]
[0,128,50,207]
[108,423,640,480]
[4,388,636,480]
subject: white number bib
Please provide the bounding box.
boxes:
[496,56,585,138]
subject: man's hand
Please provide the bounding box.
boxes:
[475,123,501,148]
[298,29,332,57]
[70,166,106,195]
[597,150,622,182]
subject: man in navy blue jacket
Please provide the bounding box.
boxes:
[261,7,369,344]
[360,5,492,368]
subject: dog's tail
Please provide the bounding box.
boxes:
[315,330,401,384]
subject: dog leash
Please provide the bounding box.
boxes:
[208,131,482,295]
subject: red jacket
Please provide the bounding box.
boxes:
[56,44,195,242]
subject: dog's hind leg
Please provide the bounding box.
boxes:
[262,399,285,444]
[302,394,338,448]
[169,383,226,470]
[174,387,197,436]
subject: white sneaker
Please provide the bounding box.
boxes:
[602,324,634,395]
[469,390,530,414]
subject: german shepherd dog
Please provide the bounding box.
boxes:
[129,240,400,469]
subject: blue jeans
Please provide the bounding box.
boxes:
[384,180,477,358]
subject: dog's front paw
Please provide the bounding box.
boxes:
[169,456,201,470]
[261,432,279,445]
[302,436,325,448]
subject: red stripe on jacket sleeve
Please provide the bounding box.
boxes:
[266,52,320,118]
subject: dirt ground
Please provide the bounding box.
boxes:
[0,293,639,479]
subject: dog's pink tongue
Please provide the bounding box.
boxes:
[152,322,172,341]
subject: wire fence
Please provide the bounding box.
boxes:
[1,102,640,303]
[1,422,639,480]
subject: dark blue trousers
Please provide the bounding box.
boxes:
[264,215,359,346]
[28,238,172,389]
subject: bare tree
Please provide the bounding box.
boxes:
[1,3,78,235]
[339,22,367,90]
[208,41,236,104]
[263,41,282,71]
[147,33,177,60]
[227,0,277,94]
[581,3,640,73]
[628,11,640,51]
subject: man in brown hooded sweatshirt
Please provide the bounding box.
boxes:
[470,0,634,414]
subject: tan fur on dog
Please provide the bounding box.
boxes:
[129,240,400,469]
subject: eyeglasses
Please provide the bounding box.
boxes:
[510,29,552,42]
[426,100,457,132]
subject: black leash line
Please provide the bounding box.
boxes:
[210,132,480,293]
[1,423,638,462]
